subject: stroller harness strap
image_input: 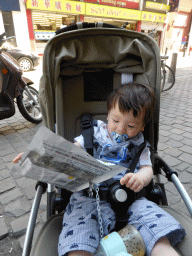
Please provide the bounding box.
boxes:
[81,113,94,156]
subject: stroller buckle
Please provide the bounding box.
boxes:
[81,120,92,129]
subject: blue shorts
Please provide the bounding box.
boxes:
[58,192,185,256]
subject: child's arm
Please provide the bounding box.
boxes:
[74,141,83,148]
[12,153,24,163]
[120,165,153,193]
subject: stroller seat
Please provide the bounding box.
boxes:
[30,206,192,256]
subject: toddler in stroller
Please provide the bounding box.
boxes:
[13,83,185,256]
[58,83,185,256]
[13,23,192,256]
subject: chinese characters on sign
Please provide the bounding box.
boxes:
[65,2,72,11]
[55,1,61,10]
[76,4,81,12]
[65,3,82,12]
[44,0,50,8]
[142,11,166,23]
[26,0,166,23]
[27,0,85,14]
[31,0,38,7]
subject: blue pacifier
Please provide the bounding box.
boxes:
[111,132,128,143]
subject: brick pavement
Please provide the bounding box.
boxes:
[158,64,192,217]
[0,57,192,255]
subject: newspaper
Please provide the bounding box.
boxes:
[12,126,127,192]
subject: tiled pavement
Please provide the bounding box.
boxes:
[158,64,192,216]
[0,56,192,255]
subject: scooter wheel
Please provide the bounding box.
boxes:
[17,85,42,124]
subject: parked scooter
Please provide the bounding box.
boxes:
[0,32,42,124]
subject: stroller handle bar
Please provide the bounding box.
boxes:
[154,153,178,181]
[171,174,192,217]
[154,154,192,217]
[55,22,119,35]
[22,184,44,256]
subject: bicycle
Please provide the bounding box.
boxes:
[161,56,175,92]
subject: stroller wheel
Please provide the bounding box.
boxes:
[17,85,42,124]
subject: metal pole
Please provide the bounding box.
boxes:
[165,47,168,56]
[171,174,192,217]
[22,185,44,256]
[47,184,55,219]
[183,45,186,57]
[139,0,144,10]
[168,53,177,83]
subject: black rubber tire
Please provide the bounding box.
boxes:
[18,57,33,72]
[17,86,42,124]
[161,64,175,92]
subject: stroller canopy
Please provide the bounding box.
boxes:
[39,24,161,151]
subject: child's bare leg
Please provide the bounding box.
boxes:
[151,236,180,256]
[68,251,93,256]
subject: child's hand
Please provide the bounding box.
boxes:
[120,173,144,193]
[12,153,24,163]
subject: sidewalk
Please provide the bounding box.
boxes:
[159,58,192,216]
[0,56,192,255]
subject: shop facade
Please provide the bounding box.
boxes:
[171,12,190,52]
[25,0,168,54]
[161,0,192,55]
[141,1,170,52]
[0,0,21,45]
[0,0,31,51]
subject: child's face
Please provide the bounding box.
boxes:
[107,103,145,139]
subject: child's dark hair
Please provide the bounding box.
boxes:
[107,83,155,124]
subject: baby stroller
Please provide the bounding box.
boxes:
[21,23,192,256]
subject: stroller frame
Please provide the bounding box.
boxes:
[21,23,192,256]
